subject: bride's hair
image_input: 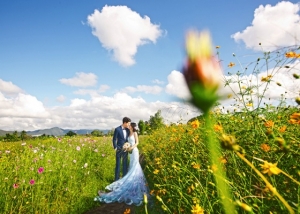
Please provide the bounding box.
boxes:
[131,122,138,132]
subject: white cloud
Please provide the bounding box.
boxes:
[221,60,300,110]
[232,1,300,51]
[56,95,65,103]
[0,92,49,119]
[165,70,191,100]
[87,5,162,66]
[0,79,23,96]
[59,72,97,87]
[152,79,164,85]
[99,84,110,93]
[122,85,163,94]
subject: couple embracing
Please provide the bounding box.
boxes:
[95,117,150,206]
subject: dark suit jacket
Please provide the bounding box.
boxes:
[112,126,129,150]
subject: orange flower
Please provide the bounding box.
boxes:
[123,208,131,214]
[228,62,235,67]
[285,51,297,58]
[289,112,300,124]
[214,124,223,132]
[260,143,270,152]
[264,120,274,128]
[279,126,287,133]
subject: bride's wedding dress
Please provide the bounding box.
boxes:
[95,134,150,206]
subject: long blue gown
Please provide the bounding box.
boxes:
[94,134,150,206]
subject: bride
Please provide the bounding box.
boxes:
[94,122,150,206]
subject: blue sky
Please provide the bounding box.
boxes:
[1,0,300,131]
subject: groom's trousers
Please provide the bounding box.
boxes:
[115,149,128,181]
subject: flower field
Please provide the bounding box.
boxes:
[0,107,300,214]
[141,107,300,213]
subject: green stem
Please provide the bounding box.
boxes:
[204,112,235,214]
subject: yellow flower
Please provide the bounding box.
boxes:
[153,169,159,174]
[285,51,297,58]
[261,75,272,82]
[260,161,281,176]
[192,163,201,169]
[191,204,204,214]
[191,120,200,128]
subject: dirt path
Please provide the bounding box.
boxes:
[83,203,136,214]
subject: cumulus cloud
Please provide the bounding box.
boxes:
[232,1,300,51]
[0,79,23,96]
[0,88,200,131]
[56,95,65,103]
[165,70,191,100]
[59,72,97,87]
[122,85,163,94]
[87,5,162,66]
[0,92,49,119]
[99,84,110,93]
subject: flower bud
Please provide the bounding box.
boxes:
[183,30,223,113]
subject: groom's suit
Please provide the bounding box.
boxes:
[112,125,130,181]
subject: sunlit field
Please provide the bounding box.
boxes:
[141,107,300,213]
[1,106,299,213]
[0,136,116,213]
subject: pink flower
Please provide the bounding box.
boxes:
[38,167,44,174]
[29,179,35,185]
[102,154,106,157]
[57,138,61,142]
[13,183,19,189]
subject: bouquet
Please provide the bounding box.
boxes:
[122,142,131,152]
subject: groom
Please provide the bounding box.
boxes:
[112,117,131,181]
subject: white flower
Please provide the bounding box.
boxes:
[76,146,81,151]
[73,160,77,163]
[84,163,88,168]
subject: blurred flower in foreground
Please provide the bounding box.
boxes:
[260,161,281,176]
[183,30,223,113]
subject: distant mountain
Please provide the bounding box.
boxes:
[0,127,111,136]
[0,130,14,136]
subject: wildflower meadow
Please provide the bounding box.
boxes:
[1,31,300,214]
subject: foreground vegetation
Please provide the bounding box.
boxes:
[142,106,300,213]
